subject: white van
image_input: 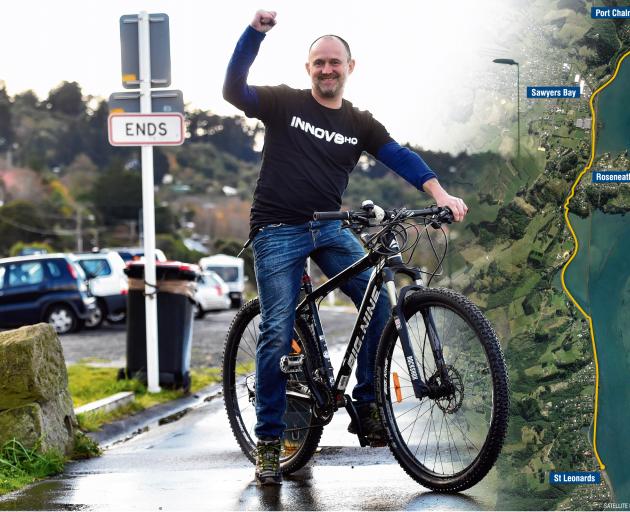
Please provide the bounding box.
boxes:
[198,254,245,308]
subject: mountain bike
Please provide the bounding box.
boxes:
[222,201,509,492]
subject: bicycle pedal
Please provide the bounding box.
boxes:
[279,354,304,374]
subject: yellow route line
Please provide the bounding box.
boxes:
[561,49,630,471]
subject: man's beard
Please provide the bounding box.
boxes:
[315,75,343,98]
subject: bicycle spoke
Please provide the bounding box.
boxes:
[396,401,432,429]
[435,412,446,474]
[445,413,479,456]
[442,414,456,472]
[418,400,437,461]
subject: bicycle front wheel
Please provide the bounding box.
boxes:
[222,298,323,474]
[375,288,509,492]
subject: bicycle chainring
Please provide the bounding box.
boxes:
[312,379,335,423]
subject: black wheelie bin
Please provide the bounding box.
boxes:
[121,261,199,392]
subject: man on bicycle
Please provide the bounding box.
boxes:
[223,9,468,486]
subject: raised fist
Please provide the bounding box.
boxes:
[250,10,277,33]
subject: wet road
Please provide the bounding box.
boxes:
[0,392,497,511]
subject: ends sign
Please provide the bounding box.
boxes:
[108,112,185,146]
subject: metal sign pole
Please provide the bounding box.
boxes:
[138,10,160,393]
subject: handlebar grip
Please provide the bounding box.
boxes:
[440,207,455,223]
[313,211,350,221]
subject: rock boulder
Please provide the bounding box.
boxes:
[0,323,77,455]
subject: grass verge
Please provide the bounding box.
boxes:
[67,364,221,432]
[0,439,64,496]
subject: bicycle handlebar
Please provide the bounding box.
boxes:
[313,205,454,225]
[313,211,353,221]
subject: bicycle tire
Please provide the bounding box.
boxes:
[375,288,509,492]
[222,298,323,474]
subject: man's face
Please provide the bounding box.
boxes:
[306,37,355,100]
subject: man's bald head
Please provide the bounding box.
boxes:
[306,34,355,105]
[309,34,352,61]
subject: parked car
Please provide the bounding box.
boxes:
[71,252,128,328]
[198,254,246,308]
[101,247,167,263]
[193,271,231,319]
[0,254,96,334]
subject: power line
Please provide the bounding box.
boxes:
[0,213,107,235]
[0,214,60,235]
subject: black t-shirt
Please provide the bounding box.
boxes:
[244,85,393,234]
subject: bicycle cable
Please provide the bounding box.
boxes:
[365,213,449,287]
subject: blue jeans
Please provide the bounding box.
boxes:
[252,220,390,439]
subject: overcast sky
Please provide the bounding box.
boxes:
[1,0,522,152]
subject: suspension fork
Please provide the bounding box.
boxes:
[379,231,429,399]
[420,307,450,380]
[383,264,450,399]
[384,270,428,399]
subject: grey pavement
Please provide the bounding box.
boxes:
[0,392,497,511]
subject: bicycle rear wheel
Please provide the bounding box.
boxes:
[375,288,509,492]
[222,298,323,474]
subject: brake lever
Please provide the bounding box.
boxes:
[429,209,454,229]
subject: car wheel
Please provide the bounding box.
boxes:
[194,302,205,319]
[85,301,105,329]
[107,311,127,324]
[46,304,77,335]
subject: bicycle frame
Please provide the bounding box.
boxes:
[295,230,448,414]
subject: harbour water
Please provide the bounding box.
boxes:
[565,53,630,502]
[596,54,630,156]
[567,212,630,502]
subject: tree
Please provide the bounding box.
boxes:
[155,204,176,233]
[156,234,203,262]
[0,84,13,152]
[90,162,142,225]
[61,153,99,201]
[13,90,39,109]
[0,200,55,255]
[47,81,85,117]
[187,110,261,163]
[83,99,125,167]
[208,116,261,163]
[154,148,170,185]
[56,119,85,165]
